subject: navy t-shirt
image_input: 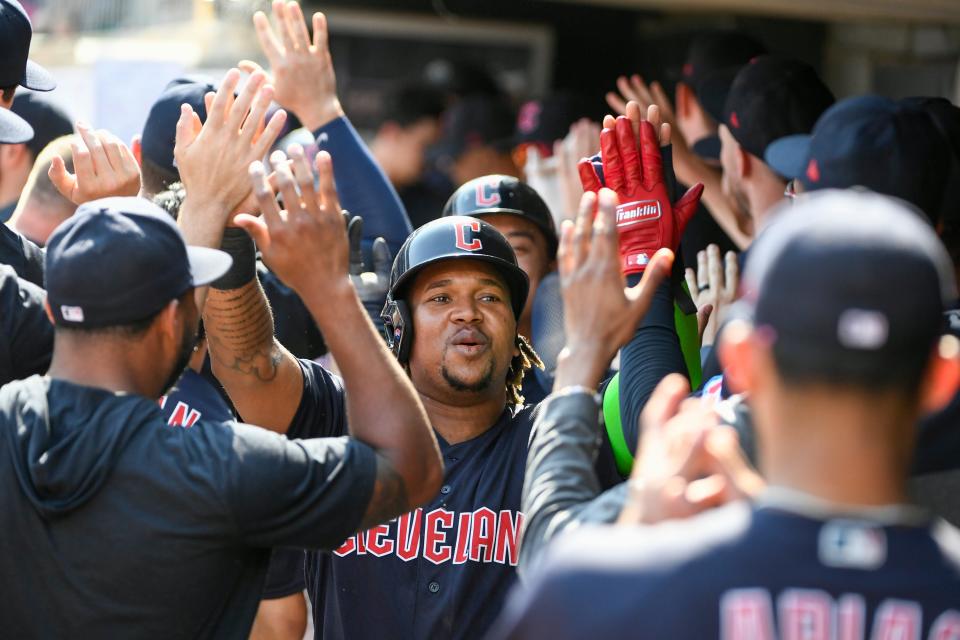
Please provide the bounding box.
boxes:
[0,375,377,638]
[494,496,960,639]
[287,359,615,639]
[0,265,52,386]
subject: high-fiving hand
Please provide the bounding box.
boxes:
[174,68,286,222]
[240,0,343,131]
[579,111,703,276]
[552,188,675,391]
[236,144,349,300]
[49,123,141,205]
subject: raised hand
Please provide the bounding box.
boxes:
[236,144,349,299]
[553,188,675,390]
[554,118,601,225]
[240,0,343,131]
[579,110,703,276]
[174,69,286,228]
[49,123,141,204]
[685,243,739,346]
[616,374,764,525]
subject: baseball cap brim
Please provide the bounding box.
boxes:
[764,134,812,180]
[696,66,742,124]
[0,107,33,143]
[691,135,721,160]
[187,246,232,287]
[22,59,55,92]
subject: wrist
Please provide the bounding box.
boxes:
[299,276,356,316]
[178,196,231,249]
[298,99,345,132]
[553,345,611,390]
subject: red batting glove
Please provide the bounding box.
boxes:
[579,116,703,275]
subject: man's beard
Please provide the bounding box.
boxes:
[440,357,496,394]
[160,328,199,396]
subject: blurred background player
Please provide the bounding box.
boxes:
[0,93,72,223]
[495,189,960,638]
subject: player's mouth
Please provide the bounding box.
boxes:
[448,328,490,357]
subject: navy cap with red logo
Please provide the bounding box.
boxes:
[733,189,955,386]
[764,95,951,223]
[701,55,834,164]
[681,31,767,94]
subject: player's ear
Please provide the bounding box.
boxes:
[718,319,761,394]
[920,335,960,414]
[130,135,142,167]
[156,298,180,342]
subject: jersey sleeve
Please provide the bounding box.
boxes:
[221,422,378,549]
[0,267,53,386]
[519,393,629,580]
[286,359,349,440]
[615,279,687,464]
[312,116,412,258]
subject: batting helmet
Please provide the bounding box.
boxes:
[381,215,530,362]
[442,175,559,259]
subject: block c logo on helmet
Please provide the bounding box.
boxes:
[455,221,484,252]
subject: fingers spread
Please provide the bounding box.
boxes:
[577,158,602,193]
[605,91,627,116]
[315,150,340,218]
[48,156,76,201]
[252,11,284,66]
[250,160,283,229]
[638,120,663,189]
[615,116,641,192]
[600,127,625,192]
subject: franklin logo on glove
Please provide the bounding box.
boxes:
[616,200,661,227]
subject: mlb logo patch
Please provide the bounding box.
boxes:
[819,520,887,569]
[60,305,85,322]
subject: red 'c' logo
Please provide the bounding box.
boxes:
[455,221,483,252]
[475,182,501,207]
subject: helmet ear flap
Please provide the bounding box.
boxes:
[381,298,413,363]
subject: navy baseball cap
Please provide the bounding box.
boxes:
[141,76,214,175]
[1,0,56,144]
[701,56,834,162]
[433,95,515,161]
[680,31,767,93]
[45,197,231,328]
[11,93,73,157]
[764,96,951,222]
[0,0,54,92]
[734,190,956,385]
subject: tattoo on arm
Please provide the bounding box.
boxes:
[204,283,283,382]
[360,455,410,530]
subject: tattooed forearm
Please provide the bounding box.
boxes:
[360,454,411,530]
[204,281,282,382]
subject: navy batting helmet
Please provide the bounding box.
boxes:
[381,216,529,362]
[442,175,559,259]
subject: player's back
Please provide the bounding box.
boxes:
[494,492,960,639]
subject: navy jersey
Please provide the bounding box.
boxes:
[287,358,615,639]
[159,369,234,427]
[494,492,960,639]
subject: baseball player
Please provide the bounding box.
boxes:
[197,100,701,638]
[494,190,960,638]
[0,192,442,637]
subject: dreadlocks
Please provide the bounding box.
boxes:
[506,334,544,405]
